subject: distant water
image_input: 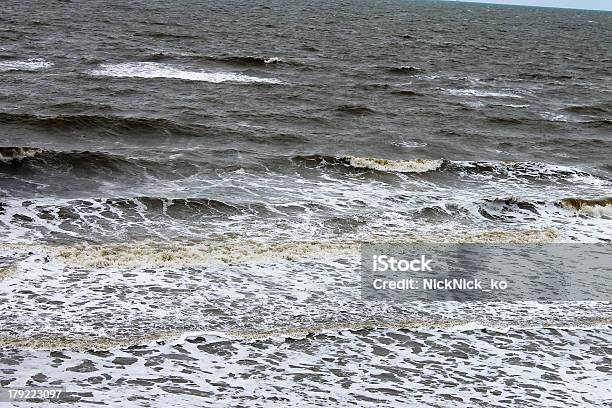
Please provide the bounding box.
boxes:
[0,0,610,406]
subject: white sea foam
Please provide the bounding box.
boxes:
[0,228,562,272]
[498,103,530,108]
[541,111,568,122]
[444,88,523,98]
[3,326,611,407]
[346,156,443,173]
[264,57,282,64]
[560,198,612,218]
[391,140,428,148]
[0,58,52,72]
[90,62,284,84]
[0,147,44,163]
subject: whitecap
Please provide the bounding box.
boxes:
[346,156,443,173]
[0,58,53,72]
[498,103,530,108]
[391,140,428,148]
[0,147,44,163]
[90,62,284,84]
[559,197,612,218]
[264,57,282,64]
[444,88,523,98]
[541,111,568,122]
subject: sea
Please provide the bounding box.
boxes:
[0,0,611,406]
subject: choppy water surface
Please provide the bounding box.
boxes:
[0,0,611,406]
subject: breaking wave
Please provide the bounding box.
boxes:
[473,196,612,220]
[346,156,443,173]
[2,228,560,269]
[0,58,52,72]
[293,155,444,173]
[0,146,44,163]
[559,197,612,218]
[444,88,523,98]
[90,62,284,84]
[387,65,423,74]
[292,155,602,180]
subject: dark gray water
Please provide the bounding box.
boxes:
[0,1,611,406]
[0,0,610,244]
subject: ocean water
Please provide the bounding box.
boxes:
[0,0,611,406]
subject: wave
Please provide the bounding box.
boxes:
[413,195,612,223]
[518,72,574,81]
[293,155,443,173]
[480,196,542,214]
[0,58,52,72]
[387,65,423,74]
[204,55,283,65]
[48,101,115,113]
[143,53,285,65]
[0,146,44,163]
[475,196,612,220]
[181,319,612,343]
[105,196,257,216]
[0,147,149,176]
[391,139,428,148]
[292,155,599,181]
[558,197,612,218]
[581,119,612,129]
[40,239,361,269]
[444,88,523,98]
[90,62,284,84]
[141,52,175,62]
[563,103,611,116]
[0,112,197,135]
[136,31,199,39]
[496,103,530,109]
[3,319,611,350]
[0,331,181,351]
[345,156,443,173]
[390,89,424,96]
[2,228,561,269]
[335,105,375,115]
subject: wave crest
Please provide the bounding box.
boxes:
[0,147,44,163]
[291,155,604,181]
[211,55,283,65]
[0,58,52,72]
[559,197,612,218]
[293,155,444,173]
[1,228,560,269]
[346,157,444,173]
[90,62,284,84]
[387,65,423,74]
[0,112,197,136]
